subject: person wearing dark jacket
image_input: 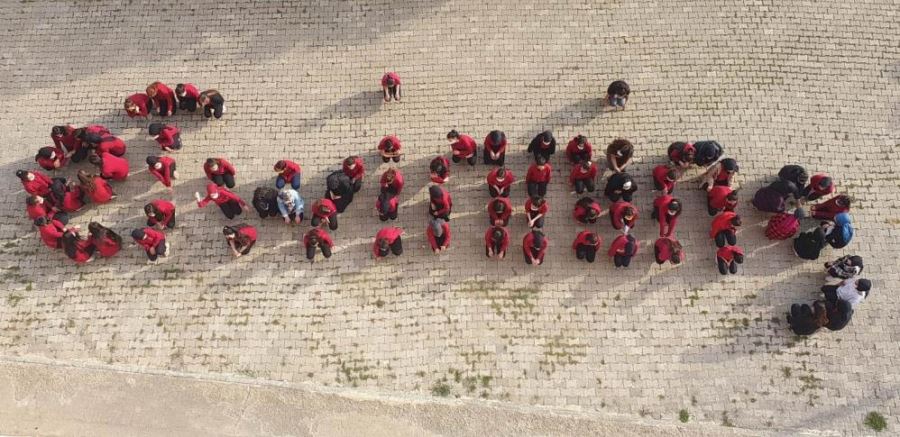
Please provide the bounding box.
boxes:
[447,130,476,166]
[787,301,828,336]
[565,135,592,164]
[716,245,744,274]
[428,185,452,221]
[61,229,95,264]
[311,198,339,230]
[778,165,809,189]
[606,80,630,110]
[199,89,226,119]
[525,196,549,229]
[342,156,365,192]
[569,160,598,194]
[710,211,741,247]
[654,237,684,265]
[430,156,451,184]
[572,197,601,224]
[223,224,257,257]
[483,130,507,166]
[488,197,512,226]
[304,227,333,261]
[824,299,853,331]
[131,228,169,263]
[486,167,514,198]
[527,131,556,162]
[573,231,602,263]
[326,170,355,213]
[195,183,247,219]
[822,278,872,309]
[652,195,681,238]
[793,225,827,260]
[604,172,637,202]
[605,139,634,174]
[523,230,548,266]
[526,156,552,197]
[145,200,176,229]
[608,234,638,268]
[373,227,404,259]
[752,179,800,213]
[485,226,509,259]
[824,255,864,282]
[87,222,122,258]
[252,187,280,219]
[376,192,399,221]
[691,140,724,167]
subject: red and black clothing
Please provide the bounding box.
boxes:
[373,227,403,258]
[304,228,333,260]
[429,187,452,220]
[376,194,399,221]
[430,156,451,184]
[51,182,85,213]
[381,72,401,101]
[147,199,176,228]
[90,232,121,258]
[342,157,365,192]
[573,231,602,263]
[37,218,66,249]
[573,197,601,224]
[204,158,237,188]
[483,131,507,165]
[488,197,512,226]
[97,153,129,181]
[149,82,177,116]
[380,170,404,195]
[811,196,850,221]
[716,245,745,275]
[426,221,452,251]
[197,184,246,220]
[125,93,152,118]
[526,163,551,198]
[485,226,509,258]
[83,176,114,204]
[52,125,80,153]
[35,146,67,171]
[176,83,201,111]
[527,132,556,161]
[522,232,548,265]
[63,232,95,264]
[652,164,676,194]
[149,156,177,188]
[450,134,477,165]
[134,228,167,261]
[26,199,54,221]
[667,142,695,167]
[653,195,680,237]
[608,234,638,268]
[802,174,835,201]
[311,198,338,230]
[93,135,127,157]
[568,162,598,194]
[378,135,402,163]
[21,171,53,196]
[604,172,637,202]
[525,197,549,228]
[710,211,739,247]
[274,159,302,189]
[227,224,257,255]
[565,138,593,164]
[654,237,683,265]
[155,125,182,151]
[609,201,638,231]
[486,167,514,198]
[707,185,737,216]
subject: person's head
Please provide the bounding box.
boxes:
[730,215,742,227]
[665,168,677,181]
[429,185,443,200]
[145,82,159,97]
[33,216,49,227]
[489,130,503,145]
[667,199,682,216]
[531,196,545,208]
[175,84,186,96]
[82,133,103,147]
[856,279,872,295]
[144,203,158,218]
[835,195,851,208]
[495,167,507,180]
[76,169,92,186]
[148,123,164,136]
[580,161,592,173]
[37,147,56,160]
[131,228,146,241]
[585,233,597,245]
[206,183,219,199]
[683,146,695,160]
[385,75,396,87]
[430,158,445,174]
[62,229,79,250]
[146,155,161,169]
[26,195,41,206]
[382,138,395,151]
[541,131,553,145]
[492,199,507,214]
[576,134,586,147]
[817,176,833,191]
[223,226,237,240]
[318,202,331,215]
[531,230,545,249]
[492,228,504,242]
[88,154,102,166]
[278,189,294,205]
[274,160,289,174]
[721,158,738,173]
[16,170,32,181]
[343,156,357,169]
[51,126,67,137]
[847,255,864,270]
[535,155,547,167]
[88,221,104,237]
[446,130,459,141]
[610,139,633,157]
[623,206,635,220]
[726,189,739,202]
[205,158,219,172]
[430,218,445,238]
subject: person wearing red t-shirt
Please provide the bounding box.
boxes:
[149,123,182,152]
[573,231,602,263]
[801,174,835,202]
[527,131,556,162]
[565,135,593,165]
[17,170,53,197]
[486,167,514,198]
[485,226,509,259]
[35,216,66,249]
[573,196,601,224]
[652,164,678,195]
[526,156,552,198]
[61,229,95,264]
[707,185,738,216]
[145,200,176,229]
[223,224,257,257]
[146,155,177,192]
[652,195,682,238]
[609,201,638,233]
[716,245,745,275]
[131,227,169,263]
[522,230,548,266]
[124,93,153,118]
[667,142,695,168]
[146,81,177,116]
[811,194,851,220]
[83,133,127,157]
[654,237,684,265]
[49,179,85,213]
[89,153,129,181]
[311,198,339,230]
[274,159,302,190]
[175,83,201,112]
[204,157,236,188]
[26,195,66,223]
[51,124,79,154]
[569,160,598,195]
[483,130,508,166]
[35,146,67,171]
[376,192,399,221]
[428,185,453,221]
[304,227,334,261]
[710,211,741,247]
[702,158,738,190]
[488,197,512,226]
[380,168,404,196]
[608,234,638,268]
[447,130,477,166]
[88,222,122,258]
[430,156,451,184]
[77,169,115,204]
[373,227,403,259]
[195,183,247,220]
[378,135,403,163]
[381,72,401,102]
[342,156,365,192]
[426,218,451,253]
[525,196,549,229]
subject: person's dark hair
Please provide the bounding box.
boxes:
[343,156,356,167]
[667,199,682,215]
[586,233,597,245]
[382,138,394,150]
[531,196,545,207]
[385,76,396,87]
[496,167,506,179]
[51,126,67,137]
[62,230,81,260]
[721,158,738,172]
[274,160,287,171]
[50,179,67,202]
[541,131,553,143]
[670,239,683,264]
[430,158,445,174]
[610,139,633,157]
[146,155,159,166]
[492,228,504,241]
[535,155,547,166]
[623,206,635,218]
[378,238,389,250]
[576,135,586,145]
[34,216,49,226]
[307,231,319,246]
[37,147,55,159]
[88,154,102,166]
[857,279,872,293]
[77,169,96,192]
[144,203,158,217]
[82,133,103,146]
[383,168,396,181]
[848,255,864,270]
[446,130,459,140]
[148,123,164,136]
[131,228,145,240]
[580,161,592,172]
[89,222,122,246]
[835,195,851,208]
[492,199,506,214]
[731,216,742,227]
[205,158,218,168]
[818,176,833,189]
[223,226,237,237]
[26,195,39,206]
[489,130,503,145]
[175,84,186,95]
[666,168,677,181]
[16,170,29,180]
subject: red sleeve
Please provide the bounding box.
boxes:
[226,190,247,207]
[500,234,509,252]
[320,230,333,247]
[239,226,257,243]
[163,85,176,110]
[443,224,451,247]
[572,232,586,251]
[395,172,404,192]
[589,164,598,179]
[372,240,381,258]
[186,84,201,99]
[426,227,437,249]
[522,233,534,255]
[608,236,624,257]
[484,229,493,247]
[221,159,237,175]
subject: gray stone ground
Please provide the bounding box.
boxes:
[0,0,898,434]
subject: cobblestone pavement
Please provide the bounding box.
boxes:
[0,0,898,434]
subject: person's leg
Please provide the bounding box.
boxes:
[167,213,176,229]
[576,247,586,260]
[379,214,388,222]
[575,180,585,194]
[213,104,223,119]
[621,255,632,267]
[147,250,158,262]
[527,183,537,198]
[306,244,316,260]
[321,245,332,258]
[388,210,397,220]
[71,147,89,163]
[483,149,492,165]
[352,179,362,193]
[55,212,70,225]
[220,203,236,220]
[383,88,389,101]
[821,285,838,303]
[715,232,726,248]
[212,174,225,186]
[585,179,596,193]
[392,156,401,163]
[586,247,596,263]
[156,240,168,257]
[158,100,169,116]
[708,205,718,216]
[485,247,491,258]
[311,216,321,227]
[500,186,510,197]
[614,254,623,267]
[717,258,728,274]
[329,215,338,230]
[726,231,737,246]
[489,185,499,198]
[524,253,533,264]
[467,155,476,166]
[204,105,213,118]
[223,174,236,188]
[451,156,461,163]
[538,182,547,197]
[534,217,544,228]
[729,261,738,274]
[275,177,286,189]
[390,237,403,256]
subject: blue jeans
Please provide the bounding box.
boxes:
[609,96,626,107]
[276,173,301,190]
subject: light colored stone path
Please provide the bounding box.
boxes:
[0,0,898,435]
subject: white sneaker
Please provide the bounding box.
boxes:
[163,241,171,256]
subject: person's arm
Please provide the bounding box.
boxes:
[195,192,209,208]
[228,239,241,257]
[608,153,621,172]
[382,85,389,102]
[277,198,289,220]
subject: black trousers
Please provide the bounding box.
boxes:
[576,245,597,263]
[574,179,595,194]
[483,149,505,166]
[378,238,403,257]
[379,209,398,221]
[311,214,338,230]
[219,201,243,219]
[351,179,362,193]
[452,154,476,166]
[614,254,632,267]
[332,194,353,213]
[211,173,236,188]
[147,213,176,229]
[204,103,223,119]
[381,155,401,163]
[71,147,89,163]
[258,206,279,218]
[527,214,544,228]
[607,192,634,202]
[286,212,303,222]
[306,243,333,260]
[821,285,839,304]
[54,212,70,225]
[489,185,510,198]
[179,97,198,112]
[432,233,448,249]
[146,240,167,261]
[708,205,720,216]
[715,230,736,248]
[158,99,176,116]
[527,182,548,197]
[234,241,254,255]
[718,259,738,274]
